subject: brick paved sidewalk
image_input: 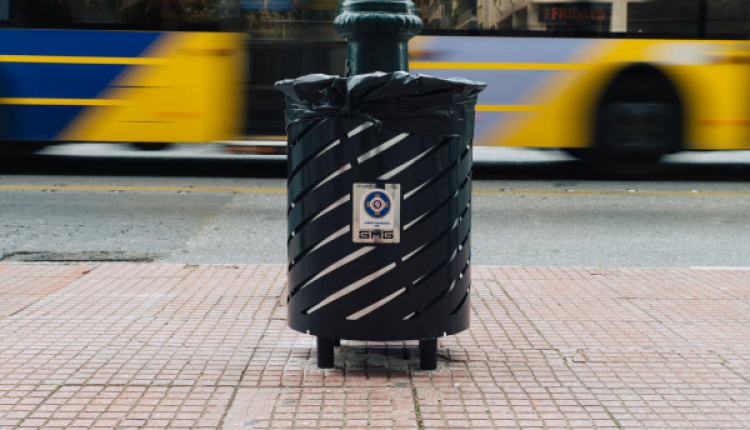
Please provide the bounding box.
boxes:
[1,263,749,429]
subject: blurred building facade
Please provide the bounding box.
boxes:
[415,0,651,32]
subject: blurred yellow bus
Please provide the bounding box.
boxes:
[0,0,245,155]
[410,0,750,172]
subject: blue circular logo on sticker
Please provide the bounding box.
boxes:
[364,191,391,218]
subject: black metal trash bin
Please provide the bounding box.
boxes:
[276,72,485,370]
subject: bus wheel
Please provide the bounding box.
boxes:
[593,102,681,175]
[131,142,171,151]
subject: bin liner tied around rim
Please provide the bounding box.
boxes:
[276,71,485,343]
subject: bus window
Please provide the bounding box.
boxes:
[418,0,750,38]
[238,0,346,137]
[1,0,238,30]
[629,0,750,38]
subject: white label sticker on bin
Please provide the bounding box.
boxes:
[353,183,400,244]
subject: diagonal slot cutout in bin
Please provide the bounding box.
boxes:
[277,71,485,370]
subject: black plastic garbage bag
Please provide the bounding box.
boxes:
[275,71,485,139]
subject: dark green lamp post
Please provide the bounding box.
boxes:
[333,0,423,75]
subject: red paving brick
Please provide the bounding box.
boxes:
[1,263,749,428]
[0,265,92,318]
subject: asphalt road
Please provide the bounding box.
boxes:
[1,143,750,268]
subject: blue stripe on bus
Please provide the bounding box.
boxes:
[411,37,591,108]
[408,68,555,106]
[414,36,590,64]
[0,29,165,140]
[472,110,509,142]
[4,105,85,140]
[0,29,161,57]
[1,63,128,99]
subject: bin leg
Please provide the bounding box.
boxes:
[419,338,438,370]
[317,337,335,369]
